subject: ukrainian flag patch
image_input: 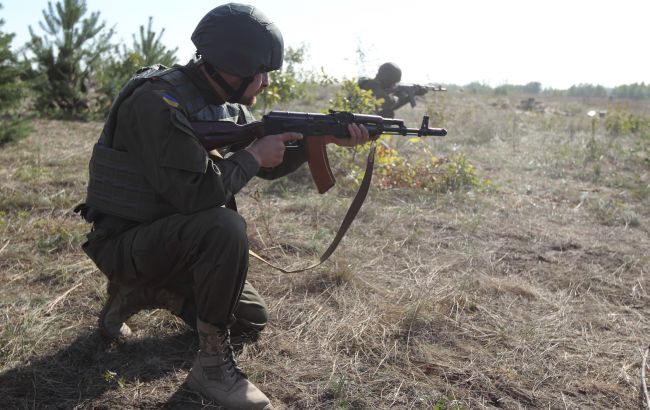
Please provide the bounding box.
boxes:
[161,94,179,108]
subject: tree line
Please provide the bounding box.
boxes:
[456,81,650,100]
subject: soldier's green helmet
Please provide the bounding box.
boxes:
[191,3,284,78]
[376,62,402,87]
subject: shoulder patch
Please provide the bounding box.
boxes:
[161,94,179,108]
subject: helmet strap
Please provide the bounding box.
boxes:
[204,61,254,103]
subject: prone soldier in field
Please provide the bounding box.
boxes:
[74,3,369,409]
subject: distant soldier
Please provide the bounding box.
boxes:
[359,62,426,117]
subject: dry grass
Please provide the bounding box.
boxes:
[1,92,649,409]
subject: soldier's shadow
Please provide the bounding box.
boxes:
[0,329,212,409]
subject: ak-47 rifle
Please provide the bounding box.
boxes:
[190,110,447,194]
[396,84,447,108]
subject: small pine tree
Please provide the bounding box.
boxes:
[26,0,114,119]
[96,17,178,114]
[133,16,178,66]
[0,3,31,146]
[94,52,143,114]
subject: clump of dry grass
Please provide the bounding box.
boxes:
[1,97,650,409]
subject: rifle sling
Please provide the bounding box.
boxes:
[249,141,377,273]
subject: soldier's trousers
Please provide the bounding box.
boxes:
[83,207,267,331]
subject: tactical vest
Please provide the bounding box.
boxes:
[84,65,254,222]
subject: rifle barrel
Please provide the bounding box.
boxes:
[383,127,447,137]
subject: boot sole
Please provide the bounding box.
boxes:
[185,372,272,410]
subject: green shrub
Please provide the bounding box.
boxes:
[257,45,309,111]
[328,78,382,114]
[373,143,482,192]
[95,17,178,115]
[327,80,482,193]
[604,109,650,136]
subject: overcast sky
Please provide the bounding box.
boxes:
[2,0,648,89]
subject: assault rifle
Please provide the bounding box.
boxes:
[396,84,447,108]
[190,110,447,194]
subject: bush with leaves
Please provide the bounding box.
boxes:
[96,16,178,114]
[0,3,31,146]
[95,52,145,113]
[328,78,382,114]
[257,45,309,111]
[324,79,380,185]
[328,80,481,192]
[604,109,650,137]
[603,109,650,168]
[373,144,481,192]
[26,0,114,119]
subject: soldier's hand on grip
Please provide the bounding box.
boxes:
[246,132,303,168]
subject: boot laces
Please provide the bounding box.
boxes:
[221,330,246,379]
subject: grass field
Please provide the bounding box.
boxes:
[1,90,649,409]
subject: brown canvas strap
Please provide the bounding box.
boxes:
[249,141,377,273]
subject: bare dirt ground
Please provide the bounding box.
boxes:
[1,92,649,409]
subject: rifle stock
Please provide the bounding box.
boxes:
[189,120,265,151]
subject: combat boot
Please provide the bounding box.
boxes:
[99,281,196,341]
[186,318,272,409]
